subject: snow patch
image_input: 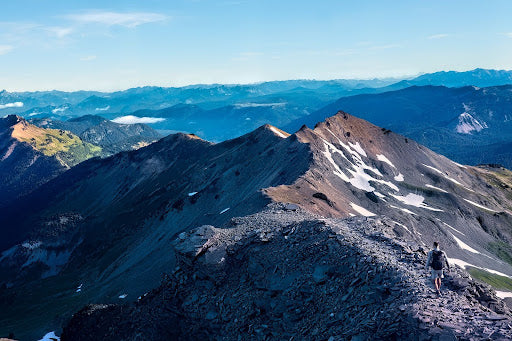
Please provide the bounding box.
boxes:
[95,105,110,111]
[394,173,404,182]
[422,164,468,188]
[76,283,83,293]
[449,258,512,278]
[496,291,512,299]
[0,101,23,109]
[349,202,375,217]
[112,115,165,124]
[463,198,498,213]
[38,331,60,341]
[392,221,410,232]
[376,154,396,168]
[348,142,367,157]
[390,193,444,212]
[188,192,198,197]
[119,294,127,299]
[320,131,398,193]
[456,112,488,134]
[389,204,417,215]
[441,221,465,236]
[219,208,230,214]
[425,184,449,193]
[450,233,480,254]
[374,192,386,198]
[269,126,288,138]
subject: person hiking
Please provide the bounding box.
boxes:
[425,241,450,296]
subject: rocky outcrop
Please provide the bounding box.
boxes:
[62,204,512,340]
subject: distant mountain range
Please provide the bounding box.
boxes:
[1,68,510,144]
[2,113,512,339]
[286,85,512,169]
[0,115,160,206]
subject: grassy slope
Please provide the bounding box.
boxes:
[11,122,102,167]
[467,267,512,291]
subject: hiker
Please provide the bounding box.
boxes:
[425,241,450,296]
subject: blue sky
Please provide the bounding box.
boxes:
[1,0,512,91]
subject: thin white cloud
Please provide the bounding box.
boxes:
[428,33,449,40]
[0,102,23,109]
[80,55,97,61]
[65,11,167,28]
[46,26,73,38]
[112,115,165,124]
[506,33,512,38]
[0,45,13,55]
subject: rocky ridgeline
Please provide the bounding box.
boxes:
[62,204,512,340]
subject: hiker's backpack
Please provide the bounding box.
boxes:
[431,250,444,270]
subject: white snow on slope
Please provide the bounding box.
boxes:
[76,283,83,293]
[394,173,404,182]
[350,202,375,217]
[377,154,396,168]
[389,204,417,215]
[392,221,410,232]
[422,164,470,189]
[119,294,127,299]
[38,331,60,341]
[441,221,465,236]
[321,132,398,193]
[349,142,367,157]
[463,198,498,213]
[219,208,230,214]
[425,184,449,193]
[450,233,480,254]
[374,192,386,198]
[390,193,444,212]
[270,126,288,138]
[321,141,351,182]
[449,258,511,278]
[0,101,23,109]
[456,112,488,134]
[188,192,198,196]
[496,291,512,299]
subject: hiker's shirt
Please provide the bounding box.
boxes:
[425,249,450,269]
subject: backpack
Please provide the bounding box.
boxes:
[431,250,444,270]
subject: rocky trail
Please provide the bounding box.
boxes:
[62,203,512,340]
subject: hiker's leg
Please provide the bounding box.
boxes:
[435,278,441,291]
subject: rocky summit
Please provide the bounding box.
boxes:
[2,112,512,340]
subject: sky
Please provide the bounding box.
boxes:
[1,0,512,91]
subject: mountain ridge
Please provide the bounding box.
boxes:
[2,112,512,339]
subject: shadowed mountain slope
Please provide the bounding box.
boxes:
[0,115,102,206]
[2,113,512,339]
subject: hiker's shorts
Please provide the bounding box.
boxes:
[431,269,444,279]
